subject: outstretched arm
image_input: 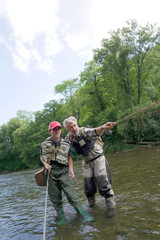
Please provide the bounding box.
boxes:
[95,122,116,136]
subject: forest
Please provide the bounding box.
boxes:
[0,20,160,172]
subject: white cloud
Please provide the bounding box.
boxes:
[1,0,160,127]
[1,0,160,74]
[57,0,94,57]
[36,58,54,74]
[89,0,160,48]
[3,0,59,41]
[0,0,61,73]
[60,0,160,60]
[44,34,63,56]
[12,54,29,72]
[65,32,90,53]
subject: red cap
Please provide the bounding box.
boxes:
[49,121,62,130]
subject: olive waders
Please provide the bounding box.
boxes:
[45,162,93,225]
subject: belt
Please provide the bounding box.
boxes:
[50,160,65,167]
[86,153,104,162]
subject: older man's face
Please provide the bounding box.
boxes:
[67,122,79,136]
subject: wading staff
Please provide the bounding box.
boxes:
[43,170,50,240]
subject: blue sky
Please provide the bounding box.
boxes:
[0,0,160,126]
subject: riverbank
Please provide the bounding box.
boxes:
[1,142,160,174]
[106,140,160,155]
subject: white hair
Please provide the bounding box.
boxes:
[63,116,77,129]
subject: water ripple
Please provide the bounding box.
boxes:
[0,146,160,240]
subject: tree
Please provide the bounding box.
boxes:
[94,20,160,107]
[54,78,81,121]
[0,118,26,171]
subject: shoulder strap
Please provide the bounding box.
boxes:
[79,127,103,146]
[79,127,83,136]
[79,127,90,140]
[79,126,91,136]
[47,139,64,164]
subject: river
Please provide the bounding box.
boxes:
[0,146,160,240]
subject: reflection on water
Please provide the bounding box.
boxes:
[0,146,160,240]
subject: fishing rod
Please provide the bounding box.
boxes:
[116,100,160,125]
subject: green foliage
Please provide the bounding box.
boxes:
[0,118,28,172]
[116,102,160,141]
[0,20,160,172]
[54,78,82,121]
[94,19,160,107]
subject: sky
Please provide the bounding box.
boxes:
[0,0,160,126]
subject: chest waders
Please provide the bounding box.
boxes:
[42,139,94,227]
[42,144,60,239]
[68,130,116,215]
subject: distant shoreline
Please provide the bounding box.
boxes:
[106,142,160,155]
[1,143,160,175]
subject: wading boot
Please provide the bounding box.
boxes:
[77,206,94,222]
[87,195,96,207]
[57,209,67,226]
[105,196,116,218]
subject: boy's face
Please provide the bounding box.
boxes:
[49,127,61,138]
[66,122,79,136]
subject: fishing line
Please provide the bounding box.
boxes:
[115,109,160,130]
[116,100,160,125]
[111,101,160,134]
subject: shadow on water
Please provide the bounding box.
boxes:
[0,146,160,240]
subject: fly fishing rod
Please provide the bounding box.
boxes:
[116,100,160,125]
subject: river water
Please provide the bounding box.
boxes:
[0,146,160,240]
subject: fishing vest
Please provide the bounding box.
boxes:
[41,138,70,165]
[66,127,101,157]
[71,135,95,157]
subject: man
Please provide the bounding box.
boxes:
[63,116,116,214]
[40,121,93,226]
